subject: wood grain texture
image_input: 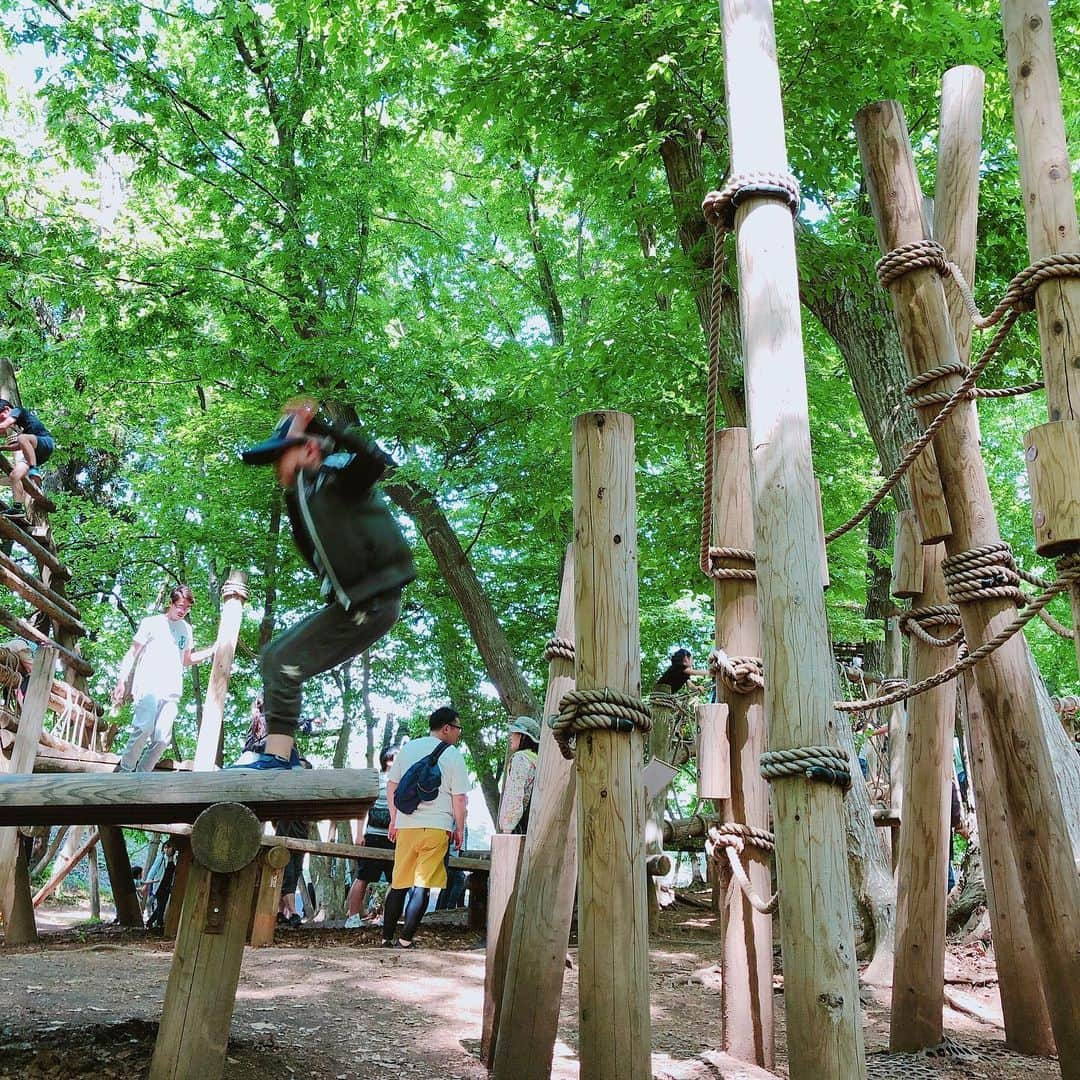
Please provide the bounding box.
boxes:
[572,411,651,1080]
[1002,0,1080,421]
[0,648,54,922]
[481,833,525,1066]
[491,546,579,1080]
[857,97,1080,1071]
[905,439,952,544]
[711,427,773,1067]
[935,65,1054,1055]
[890,544,955,1050]
[249,844,292,948]
[0,768,377,826]
[194,571,247,771]
[890,510,924,598]
[149,859,259,1080]
[722,4,866,1076]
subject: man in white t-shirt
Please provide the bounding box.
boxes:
[111,585,213,772]
[382,706,470,948]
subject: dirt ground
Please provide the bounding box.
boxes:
[0,900,1061,1079]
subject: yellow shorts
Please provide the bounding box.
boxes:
[391,828,449,890]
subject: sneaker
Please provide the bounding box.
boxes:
[26,468,41,480]
[344,914,363,929]
[288,913,302,928]
[226,751,296,771]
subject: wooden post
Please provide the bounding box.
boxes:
[492,547,579,1080]
[1003,0,1080,676]
[961,672,1054,1054]
[6,835,38,945]
[710,427,772,1067]
[249,843,291,947]
[720,4,865,1076]
[0,647,55,923]
[481,833,525,1066]
[571,411,650,1080]
[857,99,1080,1070]
[33,827,99,907]
[150,803,262,1080]
[163,837,192,939]
[98,825,143,928]
[889,544,956,1050]
[935,63,1054,1056]
[646,694,679,933]
[194,571,248,771]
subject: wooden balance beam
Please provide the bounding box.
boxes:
[0,769,378,827]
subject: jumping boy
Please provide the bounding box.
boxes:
[239,400,415,769]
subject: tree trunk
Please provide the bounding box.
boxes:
[656,118,747,428]
[798,229,920,492]
[383,477,539,720]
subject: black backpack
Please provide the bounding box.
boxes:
[393,741,451,814]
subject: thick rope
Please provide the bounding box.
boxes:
[707,647,764,694]
[551,688,653,760]
[759,745,852,790]
[706,823,778,915]
[699,173,800,580]
[824,247,1080,546]
[544,636,575,663]
[898,604,964,647]
[837,550,1080,712]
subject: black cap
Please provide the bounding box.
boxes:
[241,415,309,466]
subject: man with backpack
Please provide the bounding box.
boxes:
[383,706,470,948]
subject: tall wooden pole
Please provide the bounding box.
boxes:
[711,427,772,1067]
[481,832,525,1066]
[194,571,248,771]
[889,543,956,1050]
[961,672,1054,1054]
[1002,0,1080,674]
[571,411,650,1080]
[719,5,865,1076]
[857,99,1080,1071]
[492,546,578,1080]
[934,63,1053,1056]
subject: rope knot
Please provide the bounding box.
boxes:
[550,687,653,760]
[708,648,765,693]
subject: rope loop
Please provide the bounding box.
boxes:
[544,636,575,663]
[551,687,653,760]
[705,546,757,581]
[702,171,800,232]
[898,604,964,647]
[707,647,764,694]
[706,823,778,914]
[760,745,851,790]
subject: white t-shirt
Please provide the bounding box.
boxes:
[132,613,192,700]
[388,735,471,831]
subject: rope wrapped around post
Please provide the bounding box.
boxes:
[551,688,653,760]
[706,822,778,915]
[544,636,575,663]
[760,745,852,791]
[699,174,800,583]
[707,647,764,694]
[898,604,964,647]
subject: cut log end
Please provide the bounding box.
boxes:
[190,801,262,873]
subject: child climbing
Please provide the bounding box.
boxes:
[0,398,55,509]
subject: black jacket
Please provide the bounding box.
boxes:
[284,433,415,610]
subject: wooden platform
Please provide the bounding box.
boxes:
[0,769,378,826]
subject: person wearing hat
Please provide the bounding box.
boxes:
[238,398,415,770]
[0,398,55,510]
[497,715,541,834]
